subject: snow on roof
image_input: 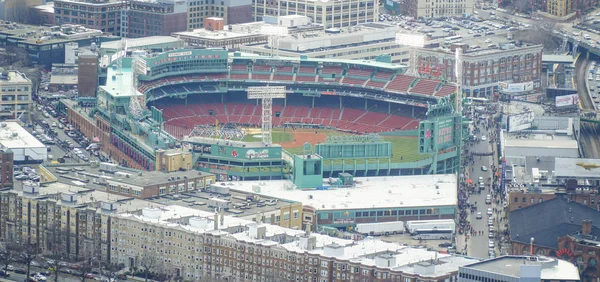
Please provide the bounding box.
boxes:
[222,174,457,210]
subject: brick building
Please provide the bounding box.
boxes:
[397,0,474,19]
[0,146,13,189]
[77,50,98,97]
[104,170,215,199]
[121,0,188,38]
[53,0,125,36]
[416,44,543,98]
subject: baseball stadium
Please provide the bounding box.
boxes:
[82,48,464,187]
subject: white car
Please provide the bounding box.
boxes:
[487,208,493,216]
[484,38,492,43]
[488,240,495,248]
[476,212,483,219]
[489,232,494,238]
[481,166,488,171]
[481,136,487,141]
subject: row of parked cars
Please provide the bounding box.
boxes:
[14,165,40,182]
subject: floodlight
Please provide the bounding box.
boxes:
[247,86,287,145]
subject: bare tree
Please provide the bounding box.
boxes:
[20,241,39,281]
[101,262,125,281]
[152,266,174,282]
[0,243,18,274]
[72,263,94,282]
[139,253,158,282]
[513,18,561,51]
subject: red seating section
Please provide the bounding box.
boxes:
[410,79,439,96]
[385,75,416,93]
[346,68,373,77]
[435,85,456,97]
[158,103,419,138]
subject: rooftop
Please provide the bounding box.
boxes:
[223,174,457,210]
[100,62,134,97]
[173,29,266,40]
[509,195,600,248]
[0,121,45,149]
[504,134,578,149]
[121,204,479,273]
[0,23,107,45]
[462,256,579,280]
[106,170,211,187]
[3,181,157,214]
[0,70,31,85]
[100,36,182,51]
[554,157,600,179]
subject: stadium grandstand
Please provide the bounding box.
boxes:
[74,48,462,182]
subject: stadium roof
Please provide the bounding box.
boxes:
[233,53,407,70]
[222,174,457,210]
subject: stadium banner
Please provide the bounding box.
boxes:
[144,49,228,68]
[555,93,579,107]
[507,111,534,132]
[210,144,282,160]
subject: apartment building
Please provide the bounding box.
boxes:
[187,0,252,30]
[0,146,12,189]
[459,256,580,282]
[0,182,152,260]
[110,205,478,281]
[252,0,378,28]
[546,0,597,17]
[53,0,124,36]
[121,0,188,38]
[0,70,32,120]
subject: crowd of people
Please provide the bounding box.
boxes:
[456,102,510,257]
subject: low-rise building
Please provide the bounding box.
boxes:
[104,169,216,199]
[459,255,580,282]
[0,70,32,120]
[0,121,46,163]
[397,0,474,19]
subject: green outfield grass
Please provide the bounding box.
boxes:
[243,130,295,143]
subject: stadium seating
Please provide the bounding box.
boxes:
[373,71,393,80]
[251,74,271,81]
[321,66,343,75]
[385,75,416,93]
[365,80,387,88]
[253,65,271,72]
[296,76,316,82]
[272,75,294,82]
[410,79,439,96]
[435,85,456,97]
[346,68,373,77]
[231,64,248,71]
[276,66,294,73]
[158,101,420,136]
[342,78,367,86]
[298,66,316,74]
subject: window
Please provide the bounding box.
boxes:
[530,198,534,203]
[514,197,519,203]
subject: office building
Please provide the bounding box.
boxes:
[188,0,252,30]
[0,23,117,69]
[0,71,32,120]
[252,0,378,28]
[78,50,99,97]
[121,0,188,38]
[0,0,45,22]
[398,0,474,19]
[53,0,124,35]
[459,256,580,282]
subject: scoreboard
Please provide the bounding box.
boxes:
[419,116,460,154]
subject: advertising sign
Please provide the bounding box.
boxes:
[211,145,282,160]
[500,81,534,93]
[555,93,579,107]
[508,111,535,132]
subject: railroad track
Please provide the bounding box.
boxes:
[575,55,600,158]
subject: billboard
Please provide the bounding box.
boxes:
[396,33,425,47]
[211,144,282,160]
[508,111,535,132]
[555,93,579,107]
[499,81,534,93]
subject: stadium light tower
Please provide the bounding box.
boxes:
[395,33,425,77]
[454,48,463,115]
[129,49,148,119]
[247,86,287,145]
[261,25,288,57]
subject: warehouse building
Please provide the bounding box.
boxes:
[459,255,579,282]
[223,174,457,231]
[0,121,46,163]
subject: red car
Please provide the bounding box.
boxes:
[84,273,94,279]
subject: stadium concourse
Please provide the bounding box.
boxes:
[141,57,457,139]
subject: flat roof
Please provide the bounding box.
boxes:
[0,121,45,149]
[107,170,211,187]
[0,71,31,85]
[223,174,457,210]
[183,136,281,149]
[504,138,578,149]
[100,64,134,97]
[0,23,107,45]
[50,75,78,85]
[121,204,478,273]
[100,36,182,50]
[464,256,579,280]
[173,29,263,40]
[3,181,157,214]
[554,157,600,179]
[542,54,574,64]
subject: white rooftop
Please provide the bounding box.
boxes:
[0,121,45,149]
[100,65,136,97]
[120,204,478,274]
[504,136,578,149]
[100,36,182,50]
[464,256,580,280]
[0,71,31,85]
[174,29,263,40]
[221,174,457,210]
